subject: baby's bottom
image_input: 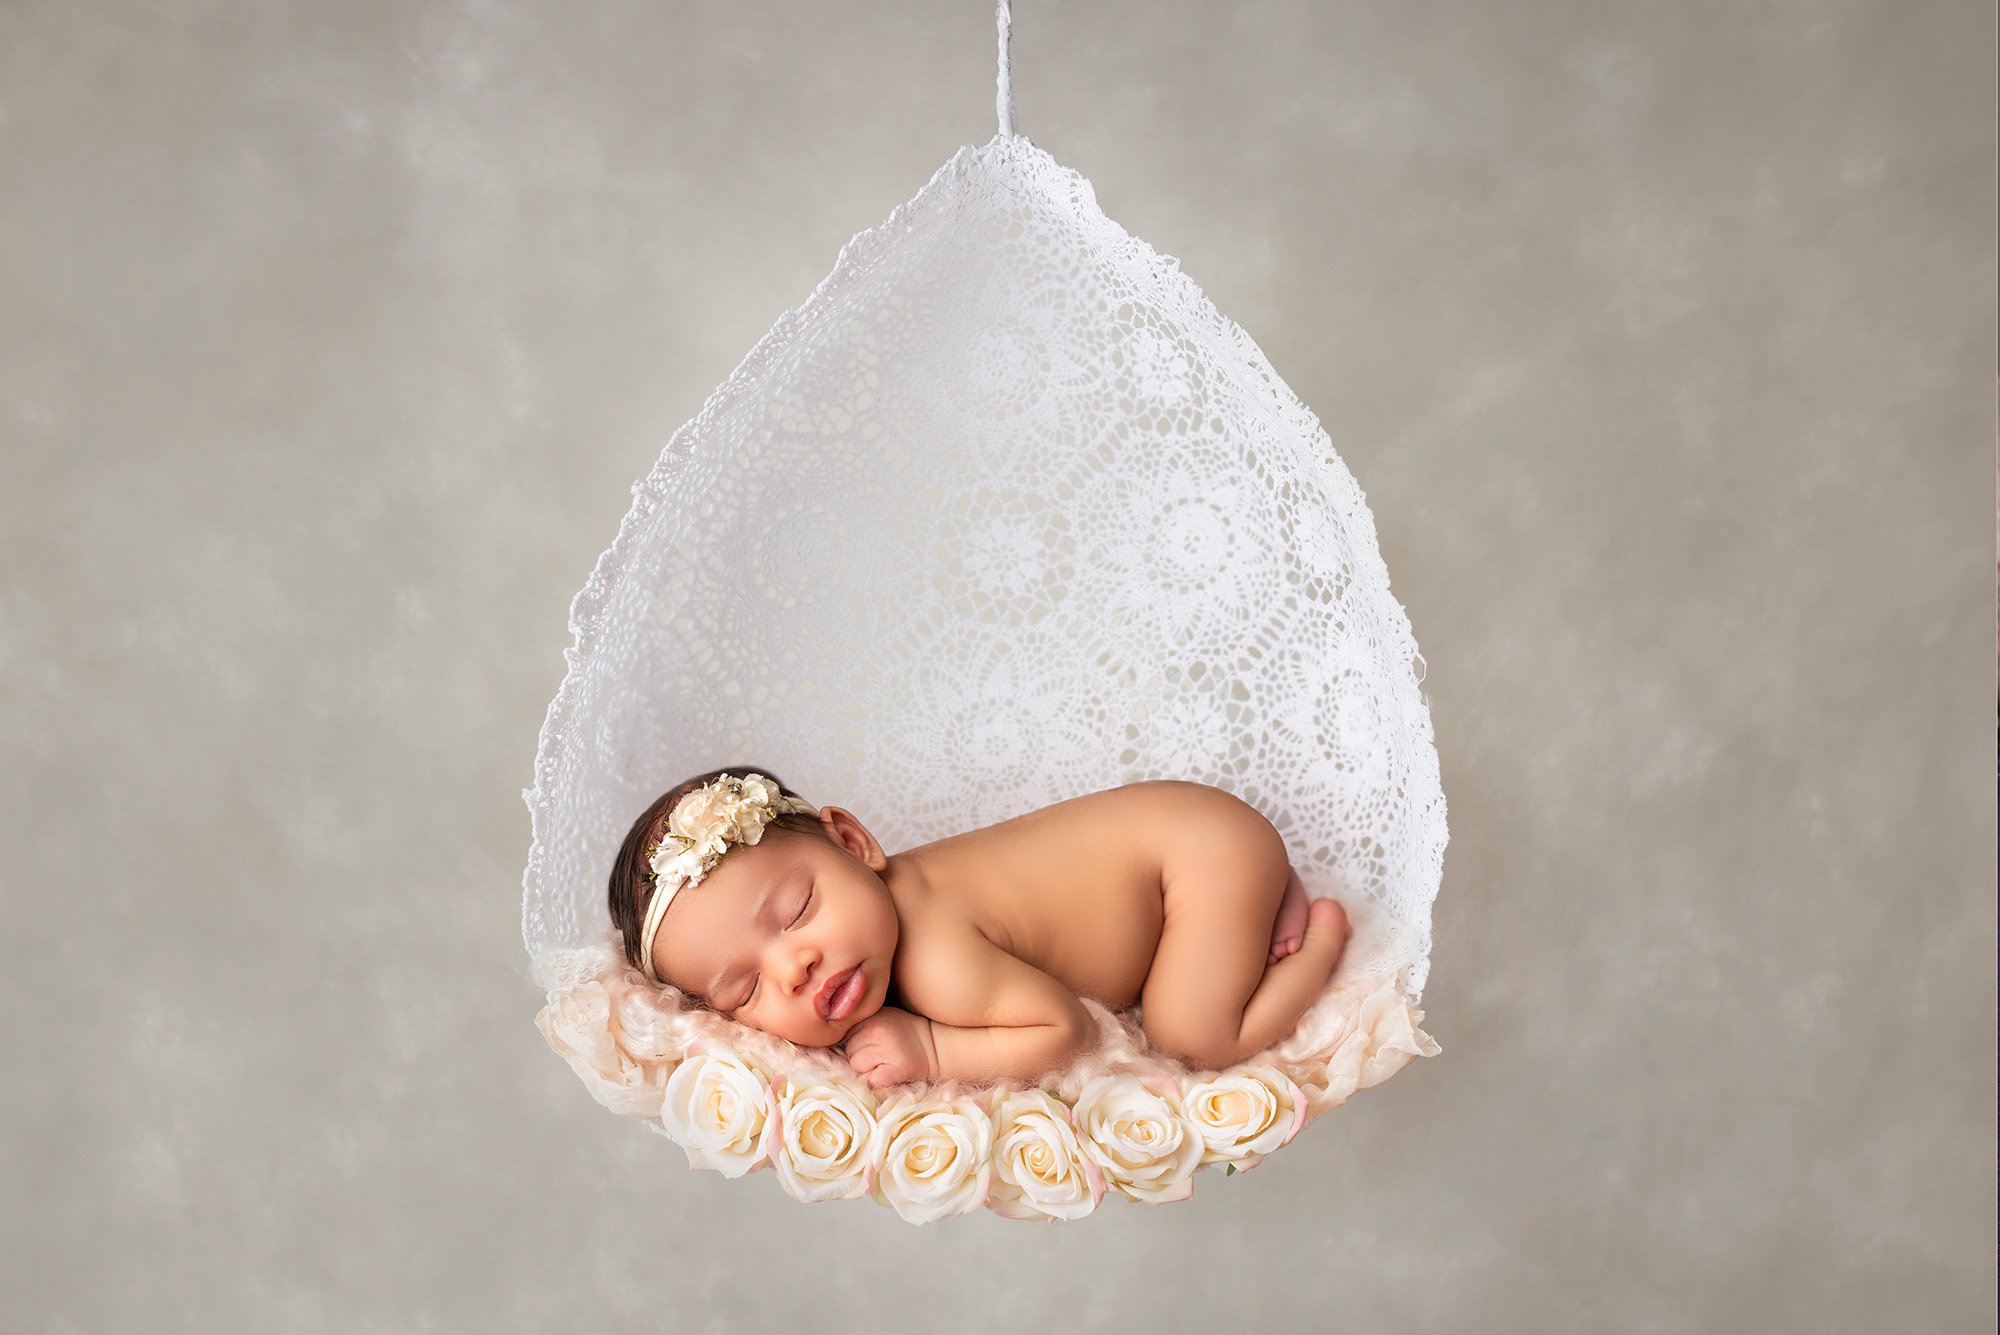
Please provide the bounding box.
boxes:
[1140,835,1349,1071]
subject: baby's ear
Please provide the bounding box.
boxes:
[819,806,887,871]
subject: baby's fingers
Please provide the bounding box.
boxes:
[847,1051,897,1088]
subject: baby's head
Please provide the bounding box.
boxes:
[607,769,899,1049]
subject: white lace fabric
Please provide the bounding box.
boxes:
[521,135,1448,1151]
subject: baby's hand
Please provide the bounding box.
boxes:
[841,1006,939,1088]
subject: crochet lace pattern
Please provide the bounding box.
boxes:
[523,38,1446,1218]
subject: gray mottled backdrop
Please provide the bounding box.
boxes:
[3,2,1993,1331]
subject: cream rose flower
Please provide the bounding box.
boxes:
[664,787,730,842]
[659,1042,774,1177]
[1181,1065,1308,1172]
[761,1071,879,1203]
[867,1093,993,1225]
[535,980,671,1120]
[1072,1075,1203,1205]
[985,1089,1105,1222]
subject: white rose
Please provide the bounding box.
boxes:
[1180,1065,1308,1171]
[867,1093,993,1225]
[535,981,670,1120]
[762,1071,878,1203]
[1072,1075,1203,1205]
[985,1089,1105,1222]
[660,1043,774,1177]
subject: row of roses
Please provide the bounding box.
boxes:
[661,1040,1309,1224]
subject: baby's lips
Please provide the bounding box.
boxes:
[815,963,862,1021]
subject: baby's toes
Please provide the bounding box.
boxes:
[1267,867,1311,961]
[1304,897,1349,944]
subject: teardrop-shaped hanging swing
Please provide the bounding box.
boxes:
[526,3,1445,1222]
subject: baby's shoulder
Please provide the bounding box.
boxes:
[884,871,992,959]
[887,899,1023,1020]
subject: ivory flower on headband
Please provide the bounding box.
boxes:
[637,772,819,984]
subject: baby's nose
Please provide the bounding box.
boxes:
[783,946,822,993]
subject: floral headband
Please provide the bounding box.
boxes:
[636,773,820,984]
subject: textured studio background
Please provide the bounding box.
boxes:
[3,2,1993,1331]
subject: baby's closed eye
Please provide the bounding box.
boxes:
[734,885,817,1008]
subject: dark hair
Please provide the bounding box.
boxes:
[607,767,830,974]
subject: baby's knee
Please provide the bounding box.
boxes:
[1141,1009,1251,1073]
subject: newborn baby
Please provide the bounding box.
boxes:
[608,770,1350,1088]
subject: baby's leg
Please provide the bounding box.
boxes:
[1141,824,1349,1071]
[1267,864,1310,964]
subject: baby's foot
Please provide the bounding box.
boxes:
[1305,897,1349,959]
[1267,866,1311,965]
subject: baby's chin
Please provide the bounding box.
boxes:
[756,997,882,1051]
[836,993,885,1037]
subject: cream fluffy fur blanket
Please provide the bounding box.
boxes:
[535,894,1437,1124]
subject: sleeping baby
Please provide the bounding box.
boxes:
[608,770,1350,1087]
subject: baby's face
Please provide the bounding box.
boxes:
[650,811,898,1048]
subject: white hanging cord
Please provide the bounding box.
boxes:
[996,1,1017,137]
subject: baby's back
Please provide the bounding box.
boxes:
[889,781,1280,1012]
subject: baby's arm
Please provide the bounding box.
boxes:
[845,924,1095,1086]
[925,939,1096,1084]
